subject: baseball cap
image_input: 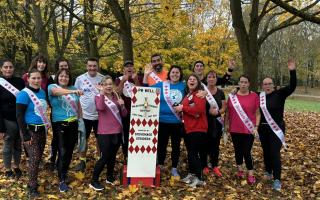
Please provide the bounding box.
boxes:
[124,60,134,67]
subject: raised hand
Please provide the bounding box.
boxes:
[228,59,236,69]
[287,59,296,70]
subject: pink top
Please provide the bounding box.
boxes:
[227,92,259,134]
[95,94,128,135]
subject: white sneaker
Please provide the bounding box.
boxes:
[181,173,194,184]
[188,177,206,188]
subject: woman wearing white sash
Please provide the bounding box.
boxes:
[151,65,185,178]
[225,75,260,185]
[90,75,127,191]
[0,59,25,179]
[49,57,71,171]
[16,69,48,198]
[200,70,226,177]
[258,60,297,191]
[48,69,82,192]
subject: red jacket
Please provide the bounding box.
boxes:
[182,91,208,134]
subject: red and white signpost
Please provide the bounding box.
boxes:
[122,86,161,187]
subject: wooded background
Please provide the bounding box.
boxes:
[1,0,320,90]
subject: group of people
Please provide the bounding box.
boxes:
[0,53,296,198]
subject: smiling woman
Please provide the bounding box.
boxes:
[0,59,25,180]
[150,65,185,179]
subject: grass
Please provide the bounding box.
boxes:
[285,99,320,112]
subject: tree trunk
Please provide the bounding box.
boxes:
[31,0,49,59]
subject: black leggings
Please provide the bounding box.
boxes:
[54,121,78,181]
[231,133,254,170]
[200,125,223,169]
[121,116,130,158]
[92,134,121,181]
[157,122,182,168]
[184,132,206,179]
[259,124,282,180]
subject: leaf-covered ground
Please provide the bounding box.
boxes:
[0,111,319,199]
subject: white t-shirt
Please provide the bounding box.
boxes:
[74,72,104,120]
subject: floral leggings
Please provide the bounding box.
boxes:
[25,129,46,188]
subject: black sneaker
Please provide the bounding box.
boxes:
[28,187,40,199]
[74,160,86,172]
[5,170,14,178]
[59,181,70,192]
[89,181,104,191]
[13,168,22,179]
[106,176,115,185]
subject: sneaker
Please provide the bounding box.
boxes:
[59,181,69,192]
[13,168,22,179]
[188,177,206,188]
[236,170,245,179]
[202,167,210,176]
[5,170,14,178]
[212,167,222,177]
[28,187,39,199]
[181,173,194,184]
[263,172,273,180]
[171,168,180,177]
[74,160,86,172]
[247,175,256,185]
[89,181,104,191]
[105,176,115,185]
[272,179,281,191]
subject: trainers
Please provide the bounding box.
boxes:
[236,170,245,179]
[105,176,115,185]
[181,173,194,184]
[202,167,210,176]
[272,179,281,191]
[171,168,180,177]
[5,170,14,178]
[263,172,273,180]
[59,181,69,192]
[247,175,256,185]
[74,160,86,172]
[13,168,22,179]
[188,177,206,188]
[212,167,222,177]
[89,181,104,191]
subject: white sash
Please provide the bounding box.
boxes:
[23,88,51,131]
[149,72,162,83]
[119,76,134,98]
[202,83,224,125]
[82,74,99,94]
[0,77,20,97]
[229,94,254,133]
[260,92,286,147]
[100,94,123,128]
[163,81,181,121]
[51,84,78,115]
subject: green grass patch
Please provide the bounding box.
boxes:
[285,99,320,112]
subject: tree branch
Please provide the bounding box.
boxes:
[270,0,320,24]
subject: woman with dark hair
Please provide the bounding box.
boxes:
[0,59,25,179]
[200,70,227,177]
[16,68,50,198]
[48,69,82,192]
[225,74,261,185]
[90,75,127,191]
[174,74,207,188]
[48,57,72,171]
[258,60,296,191]
[151,65,185,178]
